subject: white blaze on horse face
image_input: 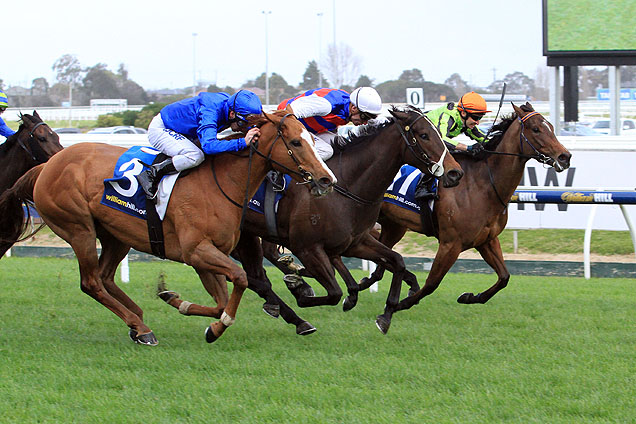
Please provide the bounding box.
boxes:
[301,128,337,181]
[423,115,447,176]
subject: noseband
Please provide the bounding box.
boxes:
[17,121,51,164]
[395,112,447,178]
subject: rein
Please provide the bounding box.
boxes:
[395,113,447,177]
[211,113,315,228]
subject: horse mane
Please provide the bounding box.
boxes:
[484,103,535,151]
[0,121,27,156]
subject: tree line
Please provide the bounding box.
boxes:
[3,52,636,110]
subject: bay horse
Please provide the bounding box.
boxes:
[158,106,464,335]
[358,103,572,334]
[0,111,63,258]
[0,110,335,345]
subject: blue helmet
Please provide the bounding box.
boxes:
[228,90,263,120]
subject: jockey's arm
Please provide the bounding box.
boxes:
[466,125,488,144]
[286,95,333,118]
[0,117,15,138]
[437,112,469,151]
[197,107,248,154]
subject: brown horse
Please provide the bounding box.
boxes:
[0,111,63,257]
[0,110,335,345]
[158,106,465,334]
[357,103,572,334]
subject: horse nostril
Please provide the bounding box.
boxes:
[320,177,334,187]
[449,169,464,183]
[558,153,571,167]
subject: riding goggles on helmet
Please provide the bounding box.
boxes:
[359,111,378,121]
[467,113,485,121]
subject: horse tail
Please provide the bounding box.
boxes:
[0,164,46,249]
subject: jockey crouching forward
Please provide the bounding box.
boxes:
[137,90,263,200]
[277,87,383,161]
[0,89,16,141]
[414,91,491,201]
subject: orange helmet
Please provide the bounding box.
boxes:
[457,92,491,114]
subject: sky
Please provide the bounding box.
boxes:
[2,0,548,91]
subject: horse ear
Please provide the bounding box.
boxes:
[33,110,41,119]
[284,104,294,115]
[511,103,523,116]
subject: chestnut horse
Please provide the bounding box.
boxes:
[0,110,335,345]
[358,103,572,334]
[0,111,63,258]
[158,106,465,335]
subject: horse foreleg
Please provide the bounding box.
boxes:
[331,256,362,312]
[341,233,411,334]
[395,241,461,313]
[261,240,316,299]
[292,247,343,307]
[157,270,226,318]
[185,240,248,343]
[457,237,510,304]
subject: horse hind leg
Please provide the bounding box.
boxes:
[49,219,156,345]
[457,237,510,304]
[156,269,225,318]
[97,227,143,320]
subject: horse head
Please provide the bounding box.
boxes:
[511,103,571,172]
[254,109,336,196]
[17,111,64,164]
[389,106,463,188]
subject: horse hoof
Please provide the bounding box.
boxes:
[158,290,180,303]
[457,292,473,304]
[342,295,358,312]
[296,321,317,335]
[129,329,158,346]
[375,315,391,335]
[262,302,280,318]
[205,325,218,343]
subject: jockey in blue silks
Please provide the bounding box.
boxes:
[137,90,263,200]
[0,89,16,140]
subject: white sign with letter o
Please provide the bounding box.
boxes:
[406,88,424,109]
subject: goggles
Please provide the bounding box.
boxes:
[467,112,485,121]
[0,107,6,113]
[358,111,378,121]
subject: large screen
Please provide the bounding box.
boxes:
[543,0,636,56]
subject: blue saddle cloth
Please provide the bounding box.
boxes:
[100,146,161,220]
[383,165,436,213]
[248,174,292,214]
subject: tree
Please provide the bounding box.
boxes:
[300,60,329,90]
[82,63,120,99]
[444,73,470,97]
[320,43,361,88]
[117,63,129,81]
[52,54,83,86]
[31,77,49,96]
[489,71,534,96]
[399,69,425,84]
[355,75,373,88]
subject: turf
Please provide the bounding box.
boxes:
[1,257,634,423]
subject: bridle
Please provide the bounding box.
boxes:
[211,113,318,228]
[16,120,51,164]
[394,111,447,178]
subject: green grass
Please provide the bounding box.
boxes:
[1,257,635,423]
[397,228,635,256]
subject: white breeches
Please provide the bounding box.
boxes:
[313,131,335,161]
[147,114,204,172]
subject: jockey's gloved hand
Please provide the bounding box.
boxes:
[468,143,484,155]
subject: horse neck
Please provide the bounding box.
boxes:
[0,139,33,193]
[208,150,271,203]
[483,120,530,199]
[330,125,406,199]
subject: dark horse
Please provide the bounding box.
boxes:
[0,110,335,345]
[158,106,465,334]
[356,103,572,334]
[0,111,63,257]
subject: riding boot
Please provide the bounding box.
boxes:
[414,175,437,202]
[137,158,178,200]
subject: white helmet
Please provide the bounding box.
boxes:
[350,87,382,115]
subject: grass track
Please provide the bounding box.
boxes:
[1,257,635,423]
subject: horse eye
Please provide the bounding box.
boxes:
[291,139,302,147]
[419,133,429,140]
[532,127,540,133]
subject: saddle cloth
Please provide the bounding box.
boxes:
[101,146,179,220]
[248,174,292,214]
[384,165,435,213]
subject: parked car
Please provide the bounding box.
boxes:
[591,119,636,135]
[53,127,82,134]
[87,126,147,134]
[560,123,600,137]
